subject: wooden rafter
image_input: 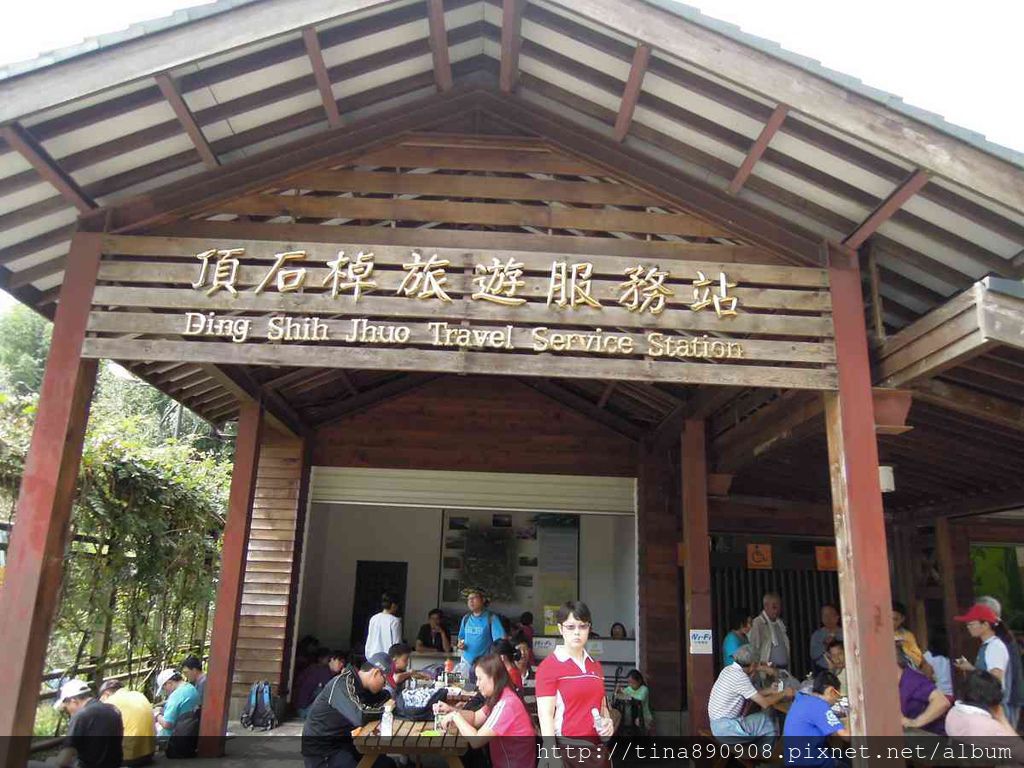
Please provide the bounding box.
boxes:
[426,0,453,92]
[154,73,219,169]
[913,377,1024,432]
[0,123,95,213]
[313,373,440,425]
[612,43,651,142]
[910,487,1024,523]
[843,169,929,249]
[499,0,524,93]
[728,103,788,195]
[302,27,343,128]
[520,379,641,440]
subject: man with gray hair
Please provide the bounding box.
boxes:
[707,643,793,747]
[977,595,1003,618]
[748,592,791,670]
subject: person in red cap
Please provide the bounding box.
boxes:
[954,603,1013,720]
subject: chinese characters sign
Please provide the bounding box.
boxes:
[83,236,839,391]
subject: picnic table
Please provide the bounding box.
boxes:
[353,718,471,768]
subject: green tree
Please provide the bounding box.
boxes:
[0,304,51,395]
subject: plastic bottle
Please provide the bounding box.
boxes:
[381,707,394,737]
[591,707,604,734]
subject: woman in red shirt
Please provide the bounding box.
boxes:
[439,653,537,768]
[535,601,614,751]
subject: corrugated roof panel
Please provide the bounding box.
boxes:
[224,91,323,135]
[521,18,632,82]
[316,0,423,34]
[0,184,59,214]
[335,55,434,99]
[93,161,206,205]
[927,177,1024,230]
[70,134,197,187]
[631,106,746,166]
[321,18,428,68]
[0,207,77,250]
[781,110,914,176]
[767,133,897,200]
[19,78,155,126]
[900,196,1022,258]
[6,242,66,272]
[519,55,621,114]
[483,0,501,27]
[875,250,960,297]
[208,49,309,103]
[735,183,841,241]
[41,101,178,161]
[33,272,66,291]
[649,49,775,111]
[750,163,869,225]
[345,84,438,125]
[878,283,932,316]
[185,29,295,72]
[0,151,33,181]
[449,38,486,65]
[641,72,764,141]
[219,121,327,164]
[876,221,992,281]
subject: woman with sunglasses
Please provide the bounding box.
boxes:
[536,601,614,765]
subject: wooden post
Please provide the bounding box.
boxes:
[0,232,101,767]
[682,419,713,733]
[823,241,903,738]
[935,518,972,666]
[197,401,263,757]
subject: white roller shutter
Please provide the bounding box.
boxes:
[311,467,635,514]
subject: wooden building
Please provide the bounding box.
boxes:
[0,0,1022,762]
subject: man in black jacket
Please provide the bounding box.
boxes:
[301,652,394,768]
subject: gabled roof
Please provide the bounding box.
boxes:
[0,0,1020,333]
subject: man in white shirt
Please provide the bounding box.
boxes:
[708,644,792,747]
[747,592,791,670]
[365,592,402,659]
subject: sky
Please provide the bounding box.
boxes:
[0,0,1021,311]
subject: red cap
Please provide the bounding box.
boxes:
[954,604,999,625]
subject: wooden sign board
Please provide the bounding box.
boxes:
[747,543,773,570]
[82,235,837,390]
[815,545,839,571]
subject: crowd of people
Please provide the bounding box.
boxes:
[708,591,1024,765]
[30,655,207,768]
[298,591,649,768]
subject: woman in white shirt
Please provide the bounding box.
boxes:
[365,592,403,659]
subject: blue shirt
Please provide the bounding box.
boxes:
[160,682,199,737]
[722,631,748,667]
[459,611,505,664]
[782,692,844,766]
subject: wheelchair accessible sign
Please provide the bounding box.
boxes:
[689,629,713,655]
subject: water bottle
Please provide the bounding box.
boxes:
[591,707,604,735]
[381,707,394,737]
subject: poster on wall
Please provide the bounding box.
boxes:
[689,629,714,655]
[815,546,838,571]
[746,543,773,570]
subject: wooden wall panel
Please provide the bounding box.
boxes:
[231,429,305,703]
[313,376,638,476]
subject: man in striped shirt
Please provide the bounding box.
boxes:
[708,644,793,747]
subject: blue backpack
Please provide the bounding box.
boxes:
[240,680,278,731]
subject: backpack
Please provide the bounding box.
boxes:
[240,680,279,731]
[165,708,200,759]
[393,687,448,721]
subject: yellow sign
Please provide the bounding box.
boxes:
[815,546,838,571]
[747,543,773,570]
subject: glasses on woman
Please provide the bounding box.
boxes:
[561,623,591,632]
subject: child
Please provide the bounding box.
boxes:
[618,669,655,735]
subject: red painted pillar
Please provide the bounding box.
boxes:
[682,419,713,733]
[0,232,101,766]
[198,401,263,757]
[824,242,902,737]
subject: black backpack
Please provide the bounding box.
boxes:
[240,680,279,731]
[165,708,200,759]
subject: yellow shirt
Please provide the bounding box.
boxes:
[108,688,156,761]
[896,627,924,668]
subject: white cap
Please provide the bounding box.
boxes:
[156,669,179,689]
[54,679,91,709]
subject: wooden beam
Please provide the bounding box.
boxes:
[154,73,219,169]
[0,233,101,763]
[498,0,524,93]
[199,364,308,439]
[521,379,641,440]
[865,243,886,343]
[681,418,713,733]
[823,241,903,737]
[913,377,1024,432]
[728,103,788,194]
[197,400,262,757]
[712,391,821,473]
[612,43,652,142]
[425,0,453,92]
[935,518,971,664]
[302,27,343,127]
[910,487,1024,523]
[596,381,617,409]
[312,373,441,425]
[0,123,95,213]
[843,169,929,249]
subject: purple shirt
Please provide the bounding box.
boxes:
[295,665,335,709]
[899,667,946,735]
